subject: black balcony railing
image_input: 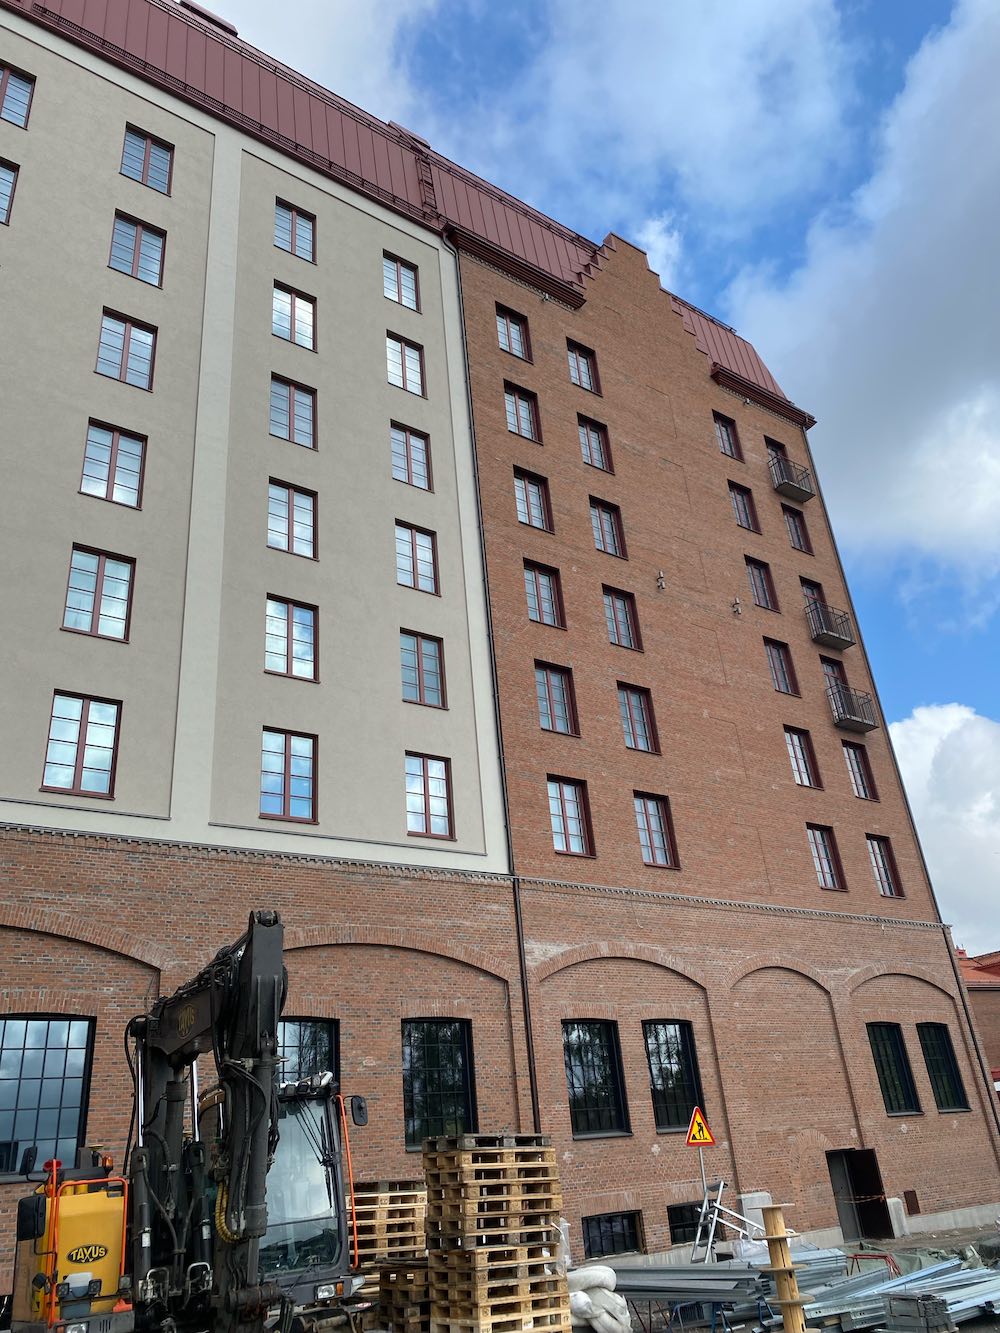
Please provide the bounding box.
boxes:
[805,599,856,649]
[769,454,815,501]
[828,683,878,732]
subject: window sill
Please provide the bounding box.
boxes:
[936,1106,972,1114]
[571,1129,632,1141]
[406,832,457,842]
[885,1110,924,1118]
[264,670,319,684]
[259,814,318,825]
[40,786,115,800]
[59,626,129,645]
[272,332,316,353]
[403,698,448,710]
[94,370,153,393]
[554,849,597,859]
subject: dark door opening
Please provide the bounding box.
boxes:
[826,1149,893,1241]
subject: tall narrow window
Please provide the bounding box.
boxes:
[504,384,540,440]
[801,577,824,604]
[643,1020,703,1131]
[619,685,657,752]
[80,421,144,508]
[96,312,156,389]
[400,632,445,707]
[783,505,813,554]
[916,1024,969,1112]
[395,523,438,593]
[579,416,612,471]
[268,483,316,558]
[766,438,787,463]
[822,656,847,688]
[496,306,529,359]
[746,557,778,610]
[867,1022,920,1115]
[391,425,431,490]
[603,587,640,649]
[562,1020,628,1134]
[42,694,120,797]
[567,341,599,393]
[514,469,552,531]
[402,1019,475,1148]
[0,65,34,128]
[583,1213,642,1259]
[591,499,626,557]
[405,753,452,837]
[265,598,317,680]
[273,285,315,349]
[0,159,18,224]
[387,334,424,394]
[524,562,564,627]
[806,824,844,890]
[729,482,759,532]
[634,793,678,868]
[547,777,592,855]
[714,412,742,460]
[275,200,315,261]
[784,727,821,787]
[843,742,878,800]
[764,639,798,694]
[867,835,903,897]
[270,377,316,448]
[259,729,316,821]
[63,547,134,641]
[109,215,165,286]
[383,253,419,309]
[120,126,172,193]
[0,1017,94,1169]
[279,1018,338,1083]
[535,663,576,735]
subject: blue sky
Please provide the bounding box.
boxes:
[226,0,1000,948]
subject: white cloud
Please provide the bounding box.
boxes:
[634,214,683,291]
[728,0,1000,572]
[890,703,1000,951]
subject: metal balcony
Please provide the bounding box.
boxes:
[805,599,856,649]
[769,453,815,502]
[828,683,878,733]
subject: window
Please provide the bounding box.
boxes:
[867,1023,920,1115]
[579,416,612,472]
[395,523,438,594]
[109,214,165,286]
[63,546,134,641]
[764,639,798,695]
[801,577,824,604]
[42,694,120,797]
[402,1019,475,1149]
[96,312,156,389]
[504,384,540,441]
[562,1020,628,1134]
[821,656,847,687]
[259,729,316,821]
[535,663,577,735]
[278,1018,337,1083]
[383,253,418,309]
[120,126,172,192]
[591,499,626,557]
[273,285,315,349]
[0,1017,94,1171]
[667,1204,702,1247]
[265,598,317,680]
[784,727,821,788]
[634,793,678,868]
[583,1212,643,1259]
[401,632,445,707]
[729,482,759,532]
[404,753,453,837]
[603,587,640,649]
[806,823,844,890]
[783,505,812,554]
[270,377,316,448]
[387,334,424,394]
[746,557,778,611]
[514,469,552,531]
[524,562,564,627]
[275,200,315,261]
[643,1020,703,1131]
[0,65,34,128]
[547,777,592,855]
[843,742,878,800]
[567,341,599,393]
[0,159,17,224]
[867,835,902,898]
[619,685,657,752]
[80,421,144,508]
[714,412,742,461]
[268,482,316,558]
[766,438,787,462]
[496,306,529,359]
[391,424,431,490]
[917,1024,969,1112]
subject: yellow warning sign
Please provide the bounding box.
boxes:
[685,1106,715,1147]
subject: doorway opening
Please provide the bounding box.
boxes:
[826,1148,893,1241]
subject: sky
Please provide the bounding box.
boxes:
[221,0,1000,950]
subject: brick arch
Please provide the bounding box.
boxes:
[0,905,165,970]
[532,942,707,990]
[284,925,514,983]
[847,965,958,1001]
[726,956,831,994]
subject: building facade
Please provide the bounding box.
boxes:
[0,0,998,1278]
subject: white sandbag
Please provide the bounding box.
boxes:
[592,1310,624,1333]
[567,1265,617,1292]
[589,1289,628,1318]
[570,1291,596,1319]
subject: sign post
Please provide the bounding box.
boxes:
[685,1106,716,1198]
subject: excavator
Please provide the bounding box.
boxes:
[8,911,369,1333]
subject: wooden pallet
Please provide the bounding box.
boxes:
[427,1194,562,1218]
[424,1134,551,1152]
[428,1273,563,1303]
[379,1261,431,1333]
[429,1306,570,1333]
[424,1223,561,1251]
[349,1179,428,1264]
[424,1148,557,1172]
[429,1245,556,1273]
[425,1163,559,1190]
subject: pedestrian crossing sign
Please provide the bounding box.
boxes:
[685,1106,715,1147]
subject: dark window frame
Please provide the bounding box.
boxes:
[916,1023,969,1113]
[643,1019,704,1132]
[667,1203,702,1247]
[270,375,317,449]
[395,521,440,595]
[96,309,157,390]
[0,1015,96,1172]
[578,415,613,472]
[120,124,173,193]
[535,661,578,735]
[267,479,318,560]
[0,64,35,129]
[275,199,316,262]
[547,775,594,856]
[40,692,121,799]
[783,504,813,554]
[867,834,903,898]
[0,157,18,225]
[80,419,146,509]
[590,497,627,558]
[401,1018,477,1150]
[273,283,317,351]
[108,212,166,287]
[62,544,135,643]
[729,481,760,532]
[496,304,530,360]
[634,792,680,869]
[583,1211,644,1259]
[404,751,454,840]
[278,1017,338,1082]
[784,726,822,788]
[514,468,553,532]
[746,557,779,611]
[391,423,432,490]
[603,586,641,650]
[714,412,742,461]
[383,252,420,310]
[618,684,658,753]
[264,595,318,682]
[843,742,878,801]
[764,638,799,695]
[806,822,846,891]
[400,630,447,708]
[524,561,565,628]
[387,331,426,395]
[259,727,317,823]
[504,382,541,441]
[567,340,600,394]
[562,1019,630,1137]
[868,1022,921,1115]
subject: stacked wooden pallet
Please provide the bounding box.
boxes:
[423,1133,570,1333]
[379,1260,431,1333]
[349,1179,428,1267]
